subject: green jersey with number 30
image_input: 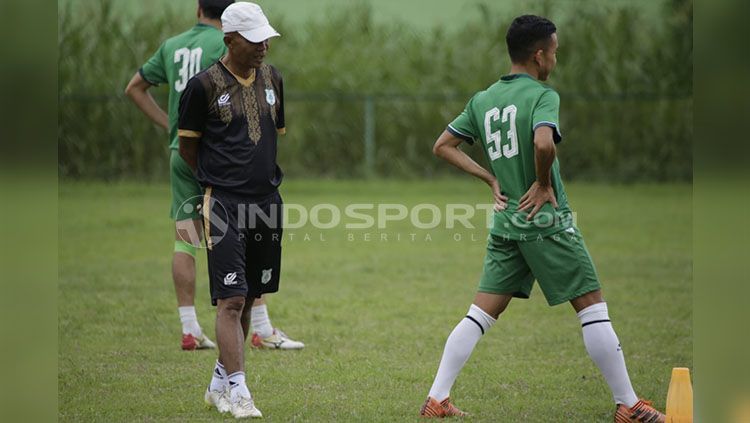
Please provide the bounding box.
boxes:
[139,23,227,150]
[447,73,572,240]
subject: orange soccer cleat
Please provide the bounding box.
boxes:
[614,399,666,423]
[420,396,467,418]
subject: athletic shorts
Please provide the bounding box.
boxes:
[478,227,601,306]
[203,187,282,305]
[169,150,203,221]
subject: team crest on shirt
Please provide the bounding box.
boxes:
[261,268,272,284]
[265,89,276,106]
[217,93,230,106]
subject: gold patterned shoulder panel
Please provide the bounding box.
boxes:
[260,64,278,125]
[208,64,233,125]
[241,75,261,144]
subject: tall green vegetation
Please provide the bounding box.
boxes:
[58,1,692,181]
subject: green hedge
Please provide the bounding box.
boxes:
[58,0,692,181]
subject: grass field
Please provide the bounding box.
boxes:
[59,0,666,29]
[58,180,691,421]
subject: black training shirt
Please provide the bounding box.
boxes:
[178,60,285,198]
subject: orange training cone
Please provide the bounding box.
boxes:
[665,367,693,423]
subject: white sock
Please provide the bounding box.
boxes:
[178,306,202,337]
[428,304,496,401]
[578,302,639,407]
[250,304,274,338]
[227,371,251,400]
[209,360,228,392]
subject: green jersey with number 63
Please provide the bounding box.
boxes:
[447,73,573,240]
[139,23,227,150]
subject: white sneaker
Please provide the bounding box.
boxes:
[229,394,263,419]
[182,333,216,350]
[250,328,305,350]
[204,386,230,413]
[196,334,217,349]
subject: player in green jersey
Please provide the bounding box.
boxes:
[125,0,303,353]
[419,16,666,423]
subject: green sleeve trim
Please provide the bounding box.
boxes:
[138,68,159,86]
[447,124,474,144]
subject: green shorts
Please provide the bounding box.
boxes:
[169,149,203,221]
[478,227,601,306]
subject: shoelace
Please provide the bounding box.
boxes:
[275,328,289,340]
[227,384,255,406]
[420,399,441,416]
[630,400,661,423]
[237,396,255,409]
[441,399,466,416]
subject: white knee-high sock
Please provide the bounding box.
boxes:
[178,306,202,337]
[578,302,638,407]
[428,304,496,401]
[250,304,274,338]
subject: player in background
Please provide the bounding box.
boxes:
[419,15,666,423]
[125,0,303,352]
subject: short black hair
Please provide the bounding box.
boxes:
[199,0,234,20]
[505,15,557,63]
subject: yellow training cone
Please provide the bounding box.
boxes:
[665,367,693,423]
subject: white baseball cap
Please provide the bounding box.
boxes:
[221,2,280,43]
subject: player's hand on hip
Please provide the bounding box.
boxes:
[490,179,509,212]
[518,181,558,220]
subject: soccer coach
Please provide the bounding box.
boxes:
[177,2,285,418]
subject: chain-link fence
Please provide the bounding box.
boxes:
[58,0,692,181]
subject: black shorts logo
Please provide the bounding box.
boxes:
[261,268,272,284]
